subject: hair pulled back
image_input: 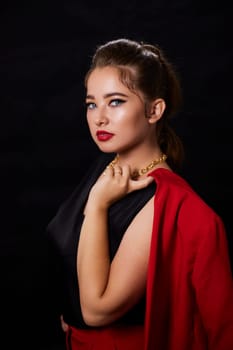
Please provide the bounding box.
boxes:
[85,38,184,170]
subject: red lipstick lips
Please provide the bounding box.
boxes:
[96,130,114,141]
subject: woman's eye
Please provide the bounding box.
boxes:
[86,102,96,110]
[110,99,125,107]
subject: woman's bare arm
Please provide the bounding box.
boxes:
[77,164,154,326]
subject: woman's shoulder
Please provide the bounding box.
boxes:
[150,167,192,190]
[47,153,115,224]
[149,168,199,199]
[150,169,226,247]
[150,168,221,222]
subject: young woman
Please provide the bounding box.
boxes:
[47,38,233,350]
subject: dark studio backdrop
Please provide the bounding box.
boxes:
[1,1,232,349]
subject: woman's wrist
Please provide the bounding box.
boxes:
[85,199,109,215]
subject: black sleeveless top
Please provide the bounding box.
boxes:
[47,153,156,328]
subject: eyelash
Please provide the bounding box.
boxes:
[85,99,126,110]
[85,102,96,110]
[110,99,126,106]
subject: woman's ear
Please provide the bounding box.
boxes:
[147,98,166,123]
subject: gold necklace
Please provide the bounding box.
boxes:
[109,153,167,179]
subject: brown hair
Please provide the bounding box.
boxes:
[85,38,184,170]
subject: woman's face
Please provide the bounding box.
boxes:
[85,66,156,154]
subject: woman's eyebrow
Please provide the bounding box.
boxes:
[103,92,128,98]
[86,92,128,99]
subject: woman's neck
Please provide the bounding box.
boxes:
[113,146,170,179]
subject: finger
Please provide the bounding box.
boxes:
[103,164,114,176]
[129,175,154,191]
[121,164,131,177]
[60,315,69,332]
[113,165,123,176]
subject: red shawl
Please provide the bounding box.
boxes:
[144,169,233,350]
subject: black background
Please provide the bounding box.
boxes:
[1,1,232,349]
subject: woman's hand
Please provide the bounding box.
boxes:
[60,314,68,332]
[87,164,154,210]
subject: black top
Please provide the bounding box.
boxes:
[47,153,156,328]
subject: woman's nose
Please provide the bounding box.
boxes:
[95,109,108,126]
